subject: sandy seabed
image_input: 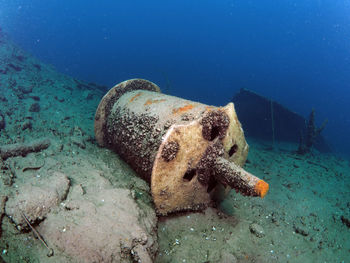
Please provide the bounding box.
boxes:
[0,32,349,263]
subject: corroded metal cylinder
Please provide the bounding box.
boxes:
[95,79,268,215]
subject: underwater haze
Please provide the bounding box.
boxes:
[1,1,350,262]
[1,0,350,156]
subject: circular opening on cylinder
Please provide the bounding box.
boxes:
[183,168,196,182]
[209,125,221,141]
[206,175,217,193]
[229,144,238,156]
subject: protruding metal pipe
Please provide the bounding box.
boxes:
[213,157,269,198]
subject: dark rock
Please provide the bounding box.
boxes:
[29,103,40,112]
[294,226,309,236]
[341,215,350,228]
[271,212,280,226]
[0,95,7,102]
[16,93,25,100]
[75,79,91,90]
[87,81,108,92]
[309,212,317,217]
[7,63,22,72]
[0,68,8,74]
[54,96,65,103]
[86,93,93,100]
[58,144,64,152]
[14,55,25,62]
[21,121,32,131]
[33,64,41,71]
[29,96,40,101]
[8,78,17,89]
[84,92,94,100]
[71,138,86,149]
[332,214,337,223]
[0,113,5,130]
[318,241,324,249]
[18,86,32,94]
[0,162,15,186]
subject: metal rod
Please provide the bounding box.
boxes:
[213,157,269,198]
[20,211,54,257]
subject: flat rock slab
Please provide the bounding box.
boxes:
[5,171,70,228]
[38,187,157,263]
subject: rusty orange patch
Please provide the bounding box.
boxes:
[172,104,194,114]
[205,106,214,112]
[144,98,166,106]
[130,92,142,102]
[254,180,269,198]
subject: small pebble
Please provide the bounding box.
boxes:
[249,223,265,238]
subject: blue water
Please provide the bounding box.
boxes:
[1,0,350,156]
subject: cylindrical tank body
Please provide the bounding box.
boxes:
[95,79,268,215]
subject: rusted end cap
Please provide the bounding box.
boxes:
[255,180,269,198]
[94,79,161,146]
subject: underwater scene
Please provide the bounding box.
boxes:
[0,1,350,262]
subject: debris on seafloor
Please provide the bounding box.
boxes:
[0,112,5,131]
[232,88,331,153]
[0,138,50,160]
[0,196,8,238]
[297,108,328,155]
[94,79,269,215]
[20,211,54,257]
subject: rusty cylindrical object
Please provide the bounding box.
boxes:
[94,79,269,215]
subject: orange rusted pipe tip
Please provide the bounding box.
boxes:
[255,180,269,198]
